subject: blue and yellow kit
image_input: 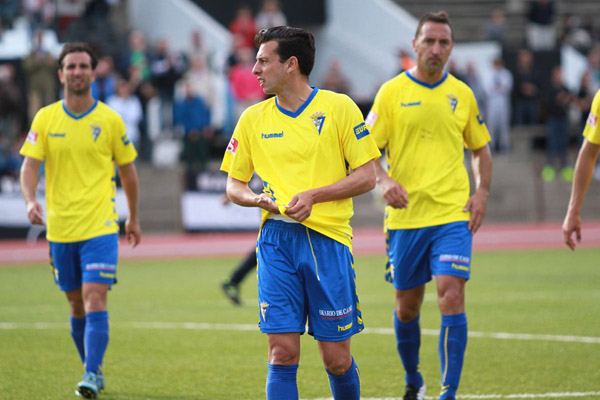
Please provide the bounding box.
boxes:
[584,89,600,144]
[221,87,380,248]
[20,100,137,243]
[367,71,491,230]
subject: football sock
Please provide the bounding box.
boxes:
[266,363,298,400]
[84,311,109,374]
[326,356,360,400]
[394,311,423,388]
[70,316,86,363]
[439,313,468,400]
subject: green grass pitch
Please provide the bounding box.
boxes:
[0,248,599,399]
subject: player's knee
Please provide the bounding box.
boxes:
[68,299,85,318]
[396,304,420,322]
[269,345,299,365]
[323,354,352,376]
[438,288,464,311]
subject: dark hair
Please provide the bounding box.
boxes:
[254,26,315,77]
[58,42,99,70]
[415,11,454,41]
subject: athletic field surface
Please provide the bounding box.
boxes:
[1,222,599,399]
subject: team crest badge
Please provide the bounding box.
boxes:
[260,302,269,322]
[310,112,326,135]
[447,94,458,113]
[90,124,101,141]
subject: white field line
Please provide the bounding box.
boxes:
[1,322,600,345]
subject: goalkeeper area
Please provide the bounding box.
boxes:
[0,227,599,399]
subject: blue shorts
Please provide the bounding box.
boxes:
[386,221,472,290]
[49,234,119,291]
[257,219,364,341]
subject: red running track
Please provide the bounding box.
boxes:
[1,221,599,265]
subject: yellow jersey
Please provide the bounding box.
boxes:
[584,89,600,144]
[221,88,380,247]
[20,100,137,242]
[367,71,490,230]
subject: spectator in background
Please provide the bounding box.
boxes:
[396,48,415,75]
[321,59,352,96]
[127,30,150,83]
[0,0,20,29]
[187,30,211,70]
[149,38,186,132]
[483,57,513,153]
[255,0,286,31]
[23,29,57,123]
[174,81,212,189]
[465,62,486,115]
[513,49,540,125]
[229,4,256,49]
[543,66,573,182]
[0,64,23,143]
[91,56,117,103]
[484,9,508,46]
[107,78,143,150]
[526,0,556,50]
[229,46,265,120]
[447,59,466,82]
[177,55,215,111]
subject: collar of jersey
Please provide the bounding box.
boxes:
[62,99,98,120]
[275,87,318,118]
[405,70,448,89]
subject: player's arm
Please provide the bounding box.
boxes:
[20,156,44,225]
[374,156,408,209]
[562,139,600,250]
[226,176,280,214]
[464,144,492,234]
[118,162,141,247]
[285,160,376,222]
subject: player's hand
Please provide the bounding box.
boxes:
[562,212,581,251]
[285,190,315,222]
[464,188,489,234]
[378,175,408,209]
[125,217,141,248]
[26,200,45,225]
[256,193,280,215]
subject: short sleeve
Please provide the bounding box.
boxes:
[463,89,491,150]
[583,89,600,145]
[221,110,255,182]
[20,109,47,161]
[366,82,392,150]
[338,95,381,170]
[112,114,138,165]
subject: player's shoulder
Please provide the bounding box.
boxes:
[446,73,475,95]
[238,96,276,121]
[315,88,358,111]
[377,72,411,95]
[34,100,63,119]
[97,100,125,121]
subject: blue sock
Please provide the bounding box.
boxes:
[84,311,109,374]
[326,356,360,400]
[70,316,86,364]
[439,313,467,400]
[394,312,423,388]
[266,364,298,400]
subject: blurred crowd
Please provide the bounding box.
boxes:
[2,0,600,192]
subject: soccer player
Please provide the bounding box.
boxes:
[366,12,492,400]
[562,88,600,250]
[19,42,141,399]
[221,26,380,399]
[221,248,257,305]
